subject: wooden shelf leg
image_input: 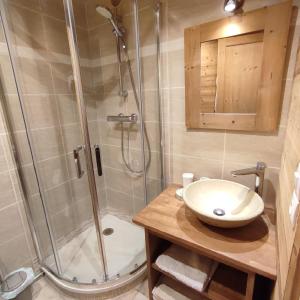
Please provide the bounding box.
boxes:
[145,230,162,300]
[245,272,255,300]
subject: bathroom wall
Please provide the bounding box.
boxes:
[160,0,300,210]
[276,36,300,297]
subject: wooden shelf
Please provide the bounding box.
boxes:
[152,262,246,300]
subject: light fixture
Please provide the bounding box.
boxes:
[224,0,244,13]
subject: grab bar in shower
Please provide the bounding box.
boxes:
[73,145,85,179]
[106,113,138,123]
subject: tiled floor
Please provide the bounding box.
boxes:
[16,277,149,300]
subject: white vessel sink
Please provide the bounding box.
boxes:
[183,179,264,228]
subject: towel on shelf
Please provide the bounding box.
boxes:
[152,283,190,300]
[155,244,218,292]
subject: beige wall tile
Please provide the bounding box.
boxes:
[37,156,69,189]
[51,207,76,240]
[104,167,133,195]
[101,144,124,170]
[40,0,65,20]
[72,197,93,227]
[170,123,225,160]
[0,204,24,242]
[7,3,46,51]
[21,164,39,197]
[0,171,16,210]
[127,90,160,123]
[72,0,88,29]
[56,94,79,125]
[106,188,133,216]
[0,234,32,274]
[45,183,73,215]
[77,27,90,59]
[61,123,82,154]
[43,16,70,55]
[18,58,54,94]
[69,176,91,202]
[0,55,17,94]
[167,49,184,88]
[31,127,64,161]
[132,149,162,179]
[8,0,41,11]
[97,94,126,121]
[99,120,140,148]
[50,63,75,94]
[225,127,285,168]
[87,27,101,60]
[168,87,185,124]
[24,95,59,129]
[2,95,26,132]
[133,177,161,205]
[169,154,223,184]
[10,132,32,166]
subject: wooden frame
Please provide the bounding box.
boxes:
[184,1,293,132]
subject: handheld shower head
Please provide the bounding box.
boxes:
[95,5,124,37]
[96,5,113,19]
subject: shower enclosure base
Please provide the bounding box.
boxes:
[42,214,146,295]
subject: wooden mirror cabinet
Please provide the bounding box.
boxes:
[184,1,293,132]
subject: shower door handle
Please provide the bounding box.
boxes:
[73,145,85,179]
[94,145,102,176]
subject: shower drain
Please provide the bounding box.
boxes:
[103,228,114,236]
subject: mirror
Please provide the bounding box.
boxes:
[184,1,293,132]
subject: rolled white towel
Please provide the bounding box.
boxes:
[152,283,190,300]
[155,244,218,292]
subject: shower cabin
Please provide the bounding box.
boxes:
[0,0,163,294]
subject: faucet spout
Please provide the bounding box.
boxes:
[231,167,258,177]
[231,162,267,197]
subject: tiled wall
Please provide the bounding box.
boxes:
[161,0,300,209]
[277,37,300,296]
[86,0,163,216]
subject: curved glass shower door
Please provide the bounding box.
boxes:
[0,0,162,290]
[67,0,148,280]
[0,0,107,284]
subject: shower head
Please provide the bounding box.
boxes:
[96,5,124,37]
[96,5,113,19]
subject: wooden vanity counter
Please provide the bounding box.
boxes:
[133,185,277,300]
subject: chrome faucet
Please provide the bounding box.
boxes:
[231,162,267,197]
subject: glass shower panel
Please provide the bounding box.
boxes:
[0,16,55,276]
[74,0,147,279]
[1,0,105,284]
[139,0,163,203]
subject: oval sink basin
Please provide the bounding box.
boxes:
[183,179,264,228]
